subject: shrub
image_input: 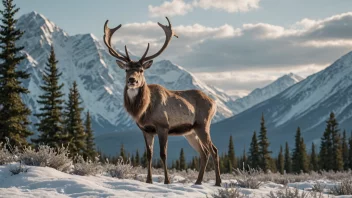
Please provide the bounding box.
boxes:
[267,187,323,198]
[9,162,28,175]
[210,187,246,198]
[331,179,352,195]
[72,155,103,176]
[233,168,263,189]
[105,158,134,179]
[0,142,15,165]
[20,145,72,172]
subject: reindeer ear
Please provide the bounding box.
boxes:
[142,60,153,69]
[116,60,127,69]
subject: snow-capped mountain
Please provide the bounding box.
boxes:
[17,11,242,134]
[210,51,352,154]
[228,73,303,114]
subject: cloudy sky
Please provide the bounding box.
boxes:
[12,0,352,96]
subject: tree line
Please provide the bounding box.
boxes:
[0,0,97,160]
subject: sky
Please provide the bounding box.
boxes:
[9,0,352,96]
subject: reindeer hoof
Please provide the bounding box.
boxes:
[164,180,171,184]
[146,179,153,184]
[215,182,221,187]
[195,181,202,185]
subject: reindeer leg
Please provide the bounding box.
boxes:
[194,126,222,187]
[157,128,170,184]
[185,132,210,185]
[143,132,154,184]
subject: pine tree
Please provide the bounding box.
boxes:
[179,148,187,170]
[349,133,352,170]
[292,127,308,173]
[342,130,349,170]
[64,81,86,157]
[84,111,97,160]
[120,144,126,162]
[258,114,272,172]
[228,135,237,169]
[277,145,284,174]
[310,143,319,172]
[176,160,180,170]
[0,0,33,148]
[320,112,336,171]
[328,112,343,171]
[31,46,65,148]
[135,150,140,166]
[141,149,147,168]
[284,142,292,173]
[249,131,260,169]
[242,146,247,170]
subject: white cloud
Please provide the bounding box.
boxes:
[148,0,193,18]
[193,0,260,13]
[148,0,261,18]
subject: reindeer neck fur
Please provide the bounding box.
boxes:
[124,83,151,121]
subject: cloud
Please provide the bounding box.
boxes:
[193,0,260,13]
[148,0,261,18]
[109,12,352,94]
[148,0,193,18]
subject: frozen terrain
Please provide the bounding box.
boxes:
[0,164,350,198]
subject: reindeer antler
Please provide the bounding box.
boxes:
[139,17,178,63]
[103,20,131,63]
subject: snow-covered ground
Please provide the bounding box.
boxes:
[1,165,349,198]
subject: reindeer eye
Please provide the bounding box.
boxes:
[139,70,143,73]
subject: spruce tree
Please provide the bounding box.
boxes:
[176,160,180,170]
[349,133,352,170]
[292,127,308,173]
[32,46,65,148]
[342,130,349,170]
[64,81,86,157]
[258,114,272,172]
[120,144,126,162]
[171,160,176,169]
[277,145,284,174]
[310,143,319,172]
[284,142,292,173]
[0,0,33,148]
[242,146,247,170]
[249,131,260,169]
[179,148,187,170]
[84,111,97,160]
[228,135,237,169]
[141,149,147,168]
[330,112,343,171]
[135,150,140,166]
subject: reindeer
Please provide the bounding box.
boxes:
[103,17,221,186]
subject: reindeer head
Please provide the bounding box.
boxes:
[103,17,177,89]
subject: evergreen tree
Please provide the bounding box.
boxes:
[171,160,176,169]
[277,145,284,174]
[120,144,126,162]
[228,135,237,169]
[84,111,97,160]
[179,148,187,170]
[130,154,135,166]
[292,127,308,173]
[64,81,85,157]
[249,131,260,169]
[0,0,33,148]
[242,146,247,170]
[331,114,343,171]
[284,142,292,173]
[310,143,319,172]
[349,133,352,170]
[141,149,147,168]
[176,160,180,170]
[320,112,335,171]
[342,130,349,170]
[31,46,65,148]
[135,150,140,166]
[258,114,272,172]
